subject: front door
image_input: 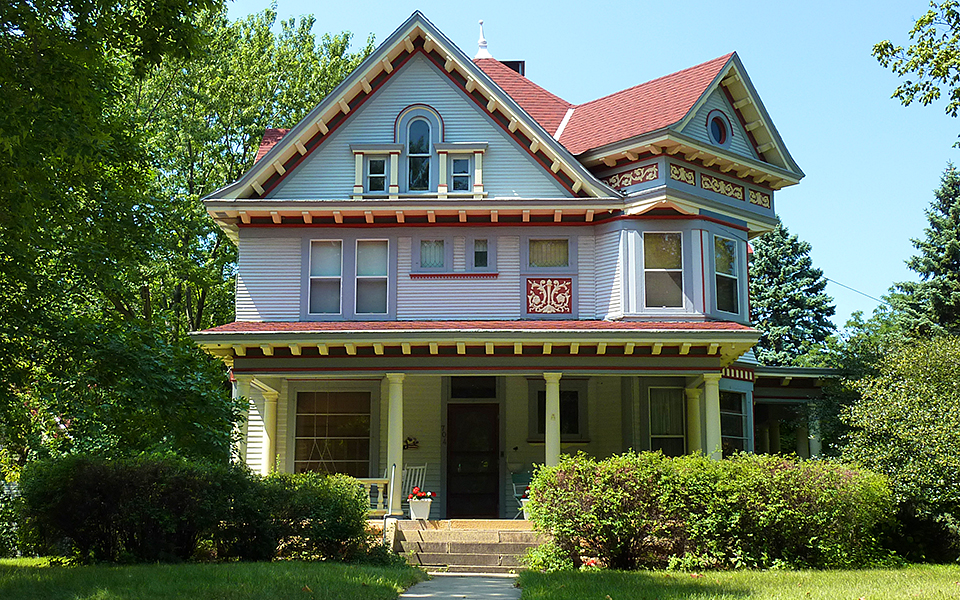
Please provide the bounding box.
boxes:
[446,403,499,518]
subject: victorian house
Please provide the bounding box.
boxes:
[191,12,824,519]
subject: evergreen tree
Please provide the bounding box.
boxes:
[890,166,960,336]
[749,220,836,365]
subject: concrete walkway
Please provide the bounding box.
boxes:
[400,574,521,599]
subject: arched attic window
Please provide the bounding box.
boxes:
[397,106,442,193]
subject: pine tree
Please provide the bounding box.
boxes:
[749,220,836,365]
[891,166,960,336]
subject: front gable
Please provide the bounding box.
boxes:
[267,54,570,200]
[676,87,760,163]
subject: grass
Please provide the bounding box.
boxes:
[518,565,960,599]
[0,558,428,600]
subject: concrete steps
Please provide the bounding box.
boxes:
[393,519,547,574]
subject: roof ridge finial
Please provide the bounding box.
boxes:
[475,19,493,59]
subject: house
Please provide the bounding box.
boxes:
[191,11,826,519]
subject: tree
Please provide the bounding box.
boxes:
[749,220,836,365]
[887,166,960,336]
[842,335,960,561]
[874,1,960,126]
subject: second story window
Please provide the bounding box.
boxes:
[644,232,683,308]
[309,240,342,315]
[529,239,569,268]
[407,119,430,191]
[715,236,739,313]
[367,157,386,192]
[356,240,388,314]
[419,239,445,269]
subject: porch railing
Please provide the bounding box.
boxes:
[356,477,390,517]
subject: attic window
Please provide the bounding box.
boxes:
[706,110,732,148]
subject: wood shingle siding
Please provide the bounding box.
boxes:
[236,236,301,321]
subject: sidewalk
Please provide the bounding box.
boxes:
[400,573,521,599]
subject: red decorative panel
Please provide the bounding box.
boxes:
[527,278,573,314]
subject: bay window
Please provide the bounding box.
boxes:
[715,236,739,314]
[644,232,683,308]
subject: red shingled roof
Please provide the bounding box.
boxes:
[255,128,290,163]
[477,54,733,156]
[474,59,572,136]
[197,320,755,335]
[559,54,733,155]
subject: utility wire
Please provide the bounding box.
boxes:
[824,277,889,306]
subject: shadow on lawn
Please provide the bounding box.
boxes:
[0,561,426,600]
[519,570,750,600]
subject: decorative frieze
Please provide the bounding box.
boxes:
[603,163,659,189]
[701,173,744,201]
[526,278,572,314]
[669,164,696,186]
[722,366,755,382]
[749,189,771,208]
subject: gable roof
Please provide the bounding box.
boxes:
[214,11,616,201]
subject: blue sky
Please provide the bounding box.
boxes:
[227,0,959,328]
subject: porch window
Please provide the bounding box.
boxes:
[356,240,388,314]
[649,387,685,456]
[528,379,588,441]
[644,232,683,308]
[720,391,746,457]
[294,391,371,477]
[715,236,739,313]
[309,240,342,314]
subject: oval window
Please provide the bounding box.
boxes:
[709,116,727,145]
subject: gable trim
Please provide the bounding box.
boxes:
[210,12,616,201]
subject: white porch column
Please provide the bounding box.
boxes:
[544,372,562,467]
[808,417,822,457]
[235,377,251,464]
[386,373,405,514]
[261,390,278,475]
[703,373,722,460]
[684,387,703,454]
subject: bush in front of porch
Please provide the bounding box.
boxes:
[524,452,894,571]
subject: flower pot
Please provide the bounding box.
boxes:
[521,498,531,520]
[408,498,432,520]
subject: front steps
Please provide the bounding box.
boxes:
[394,519,547,573]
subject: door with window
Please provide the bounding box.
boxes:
[446,378,500,518]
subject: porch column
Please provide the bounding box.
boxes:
[544,372,562,467]
[684,388,703,454]
[808,417,822,457]
[385,373,405,515]
[796,423,810,458]
[703,373,722,460]
[261,389,279,475]
[235,377,251,464]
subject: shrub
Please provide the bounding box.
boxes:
[0,483,21,558]
[527,452,894,570]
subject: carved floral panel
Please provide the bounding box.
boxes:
[527,278,572,314]
[669,164,696,186]
[701,173,744,200]
[603,163,658,189]
[749,190,771,208]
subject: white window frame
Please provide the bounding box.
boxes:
[308,239,343,316]
[648,386,686,456]
[450,155,472,192]
[714,235,740,315]
[720,390,747,457]
[643,231,685,309]
[366,156,387,193]
[354,239,389,315]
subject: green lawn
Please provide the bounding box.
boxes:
[0,558,428,600]
[518,565,960,599]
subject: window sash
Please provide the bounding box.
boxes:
[473,239,488,269]
[715,237,739,313]
[367,158,386,192]
[295,391,371,477]
[644,233,683,308]
[356,240,388,315]
[420,240,445,269]
[720,391,746,456]
[309,241,342,315]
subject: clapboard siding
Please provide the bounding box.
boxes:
[453,236,466,271]
[236,236,301,321]
[578,235,596,318]
[595,230,623,319]
[268,55,569,199]
[397,236,522,319]
[679,88,759,160]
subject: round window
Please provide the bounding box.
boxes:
[709,116,727,145]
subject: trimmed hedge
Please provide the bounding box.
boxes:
[527,452,895,570]
[18,454,372,564]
